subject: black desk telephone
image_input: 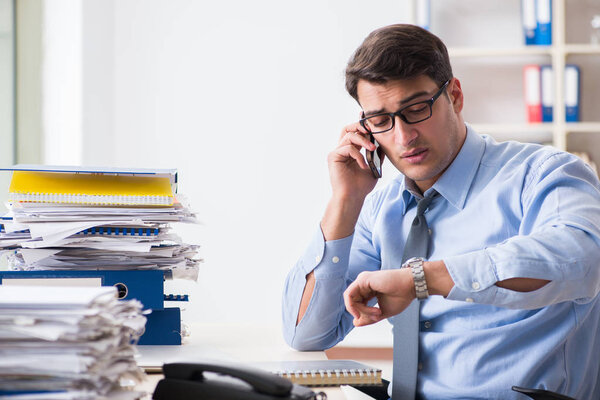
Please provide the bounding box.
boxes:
[152,362,327,400]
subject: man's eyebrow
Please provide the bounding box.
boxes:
[362,89,434,117]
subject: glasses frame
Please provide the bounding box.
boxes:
[360,80,450,134]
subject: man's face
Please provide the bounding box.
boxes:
[357,75,466,193]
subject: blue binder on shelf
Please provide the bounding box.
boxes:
[540,64,553,122]
[0,269,185,345]
[521,0,537,45]
[565,64,580,122]
[415,0,430,31]
[535,0,552,45]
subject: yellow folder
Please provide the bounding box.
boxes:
[8,170,174,206]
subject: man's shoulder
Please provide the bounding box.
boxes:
[479,135,567,169]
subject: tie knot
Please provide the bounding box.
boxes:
[416,190,438,216]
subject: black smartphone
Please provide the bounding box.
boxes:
[366,134,382,179]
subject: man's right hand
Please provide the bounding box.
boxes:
[321,122,382,241]
[328,122,380,200]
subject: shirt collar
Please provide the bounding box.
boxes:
[401,124,485,213]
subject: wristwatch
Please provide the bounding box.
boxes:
[403,257,429,300]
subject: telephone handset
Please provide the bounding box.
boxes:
[153,362,327,400]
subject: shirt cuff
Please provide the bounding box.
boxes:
[444,249,499,303]
[299,225,354,279]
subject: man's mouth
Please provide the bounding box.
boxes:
[402,148,428,159]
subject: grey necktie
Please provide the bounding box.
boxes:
[392,190,438,399]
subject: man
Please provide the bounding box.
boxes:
[282,24,600,399]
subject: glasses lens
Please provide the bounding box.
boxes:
[400,102,432,124]
[364,115,393,133]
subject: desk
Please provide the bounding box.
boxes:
[136,323,376,400]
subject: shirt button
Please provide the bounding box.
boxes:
[315,255,321,263]
[332,256,340,263]
[423,321,432,329]
[471,281,480,290]
[418,362,423,371]
[428,228,432,235]
[466,298,474,303]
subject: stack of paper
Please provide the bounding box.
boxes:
[0,166,201,281]
[0,285,146,399]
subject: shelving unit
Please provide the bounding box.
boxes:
[408,0,600,156]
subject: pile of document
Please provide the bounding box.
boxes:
[0,166,201,280]
[0,285,146,399]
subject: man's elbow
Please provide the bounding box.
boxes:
[283,324,340,352]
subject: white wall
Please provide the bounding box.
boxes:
[40,0,411,327]
[42,0,82,165]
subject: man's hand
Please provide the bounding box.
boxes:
[327,122,381,201]
[321,122,383,241]
[343,268,416,327]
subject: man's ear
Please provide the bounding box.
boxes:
[448,78,464,113]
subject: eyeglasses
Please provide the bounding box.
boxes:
[360,80,450,134]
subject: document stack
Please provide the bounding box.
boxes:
[0,165,201,345]
[0,285,146,400]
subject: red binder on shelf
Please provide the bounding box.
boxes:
[523,65,542,123]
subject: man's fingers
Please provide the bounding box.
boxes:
[330,145,370,170]
[339,122,369,141]
[340,131,375,152]
[353,311,384,327]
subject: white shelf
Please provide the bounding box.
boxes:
[565,123,600,133]
[471,124,553,144]
[448,44,600,58]
[449,46,552,58]
[564,44,600,55]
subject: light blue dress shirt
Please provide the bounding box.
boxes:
[282,126,600,399]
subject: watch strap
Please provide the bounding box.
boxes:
[404,257,429,300]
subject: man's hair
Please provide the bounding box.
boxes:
[345,24,453,102]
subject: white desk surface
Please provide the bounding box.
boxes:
[136,323,376,400]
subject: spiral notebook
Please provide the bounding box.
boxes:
[5,165,177,206]
[259,360,382,387]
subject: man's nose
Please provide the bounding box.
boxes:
[393,115,418,147]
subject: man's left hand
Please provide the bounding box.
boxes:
[343,268,416,327]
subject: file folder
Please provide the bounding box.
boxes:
[1,165,178,206]
[540,64,553,122]
[535,0,552,45]
[0,269,165,310]
[0,164,178,190]
[0,269,185,345]
[139,307,182,345]
[521,0,537,45]
[565,64,580,122]
[523,65,542,123]
[415,0,430,31]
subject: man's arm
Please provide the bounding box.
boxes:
[294,121,379,326]
[344,260,550,327]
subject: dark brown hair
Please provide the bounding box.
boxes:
[345,24,453,101]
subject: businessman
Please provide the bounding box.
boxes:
[282,24,600,399]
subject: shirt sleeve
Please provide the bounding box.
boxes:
[445,152,600,309]
[282,195,382,351]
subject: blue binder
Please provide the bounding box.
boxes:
[565,64,580,122]
[535,0,552,45]
[540,64,553,122]
[139,307,182,345]
[0,270,165,310]
[522,0,537,45]
[415,0,430,31]
[0,269,185,345]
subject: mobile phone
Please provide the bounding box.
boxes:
[366,134,382,179]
